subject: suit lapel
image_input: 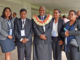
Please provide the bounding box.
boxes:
[25,19,29,36]
[19,18,22,30]
[74,20,77,30]
[38,15,44,32]
[53,18,60,34]
[58,18,60,33]
[4,19,8,30]
[25,18,28,30]
[44,15,47,20]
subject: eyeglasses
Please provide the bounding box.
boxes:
[69,14,75,16]
[53,12,59,14]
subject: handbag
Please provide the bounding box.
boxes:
[70,39,78,47]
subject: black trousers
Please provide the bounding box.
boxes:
[66,45,80,60]
[52,37,62,60]
[17,45,31,60]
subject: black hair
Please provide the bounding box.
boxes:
[1,7,12,20]
[13,12,17,15]
[54,9,61,13]
[20,8,27,13]
[69,10,77,15]
[62,15,66,18]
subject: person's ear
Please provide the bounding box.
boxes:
[59,13,61,16]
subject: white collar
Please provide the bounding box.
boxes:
[54,19,58,24]
[21,19,26,22]
[40,15,45,18]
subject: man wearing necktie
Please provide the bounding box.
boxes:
[32,6,52,60]
[14,9,33,60]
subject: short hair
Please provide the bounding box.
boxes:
[62,15,66,18]
[13,12,17,15]
[54,9,61,13]
[69,10,77,15]
[39,6,46,10]
[20,8,27,13]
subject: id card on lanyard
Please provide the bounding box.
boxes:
[21,20,25,36]
[52,22,58,36]
[21,30,25,36]
[7,20,13,35]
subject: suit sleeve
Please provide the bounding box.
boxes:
[0,18,8,37]
[26,20,33,41]
[44,19,52,39]
[32,19,41,38]
[69,20,80,36]
[59,20,65,41]
[14,20,22,41]
[61,21,67,37]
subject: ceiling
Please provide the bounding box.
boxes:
[0,0,80,14]
[25,0,80,14]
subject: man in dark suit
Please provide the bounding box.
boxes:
[13,12,18,21]
[14,9,33,60]
[77,11,80,20]
[32,6,52,60]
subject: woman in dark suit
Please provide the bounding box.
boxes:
[0,7,15,60]
[51,9,65,60]
[61,10,80,60]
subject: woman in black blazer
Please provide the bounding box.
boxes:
[51,9,65,60]
[0,7,15,60]
[61,10,80,60]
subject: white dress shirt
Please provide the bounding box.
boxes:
[22,19,26,29]
[20,19,29,42]
[52,19,58,37]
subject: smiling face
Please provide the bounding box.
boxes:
[5,9,11,18]
[39,7,46,16]
[53,10,61,19]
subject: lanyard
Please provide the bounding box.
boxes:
[22,20,25,29]
[7,20,11,28]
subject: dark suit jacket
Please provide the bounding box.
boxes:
[61,19,80,51]
[32,15,53,44]
[14,18,33,47]
[51,18,65,42]
[77,16,80,20]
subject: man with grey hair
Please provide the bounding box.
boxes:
[32,6,53,60]
[77,11,80,20]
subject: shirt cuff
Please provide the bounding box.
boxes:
[20,38,23,42]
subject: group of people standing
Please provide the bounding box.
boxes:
[0,6,80,60]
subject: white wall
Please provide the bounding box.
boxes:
[31,10,39,17]
[0,0,32,19]
[0,7,4,16]
[0,0,53,19]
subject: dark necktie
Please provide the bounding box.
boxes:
[22,20,25,29]
[41,16,44,21]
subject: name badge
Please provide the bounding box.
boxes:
[53,31,56,36]
[9,29,12,35]
[21,30,25,36]
[75,28,78,31]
